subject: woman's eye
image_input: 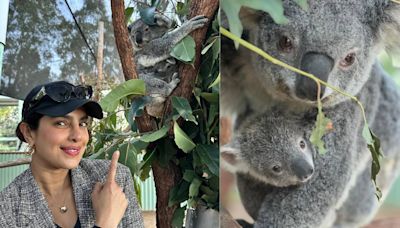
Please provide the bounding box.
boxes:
[80,122,88,127]
[55,121,67,127]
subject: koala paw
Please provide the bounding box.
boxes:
[170,73,180,88]
[186,15,208,30]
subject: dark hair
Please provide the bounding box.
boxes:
[15,113,44,142]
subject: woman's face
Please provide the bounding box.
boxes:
[30,108,89,170]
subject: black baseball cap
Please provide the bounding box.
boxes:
[16,81,103,142]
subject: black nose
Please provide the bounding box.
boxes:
[135,32,143,44]
[291,159,314,182]
[295,52,333,101]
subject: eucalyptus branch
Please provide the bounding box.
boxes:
[392,0,400,4]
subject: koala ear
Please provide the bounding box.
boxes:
[154,13,173,28]
[369,1,400,54]
[221,144,241,173]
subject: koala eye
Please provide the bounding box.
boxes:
[277,35,293,52]
[144,26,149,32]
[272,165,282,174]
[299,140,306,149]
[339,52,356,68]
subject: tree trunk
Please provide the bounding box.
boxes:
[111,0,219,227]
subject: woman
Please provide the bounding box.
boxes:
[0,81,144,227]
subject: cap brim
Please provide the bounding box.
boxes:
[36,98,103,119]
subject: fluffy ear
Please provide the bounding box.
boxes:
[154,13,173,28]
[370,1,400,54]
[221,143,241,173]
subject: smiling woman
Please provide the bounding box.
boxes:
[0,81,144,227]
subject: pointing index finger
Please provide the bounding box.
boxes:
[106,151,120,184]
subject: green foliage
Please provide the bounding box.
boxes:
[310,105,332,154]
[170,36,196,63]
[99,79,145,112]
[87,4,219,225]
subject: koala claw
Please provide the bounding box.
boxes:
[170,73,180,87]
[187,15,208,29]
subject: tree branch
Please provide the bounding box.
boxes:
[0,158,31,168]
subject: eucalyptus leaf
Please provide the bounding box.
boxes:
[100,80,145,113]
[172,206,186,228]
[183,169,196,182]
[140,125,169,142]
[118,142,138,175]
[310,107,331,154]
[171,96,198,124]
[169,180,190,206]
[362,124,383,199]
[208,73,220,89]
[221,0,287,48]
[195,144,219,177]
[200,92,219,103]
[201,36,218,55]
[139,147,156,181]
[125,7,134,24]
[174,121,196,153]
[171,36,196,63]
[131,96,152,119]
[188,178,202,207]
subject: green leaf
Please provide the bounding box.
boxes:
[201,36,218,55]
[172,206,186,228]
[174,121,196,153]
[183,169,196,182]
[200,92,219,103]
[188,178,202,208]
[176,2,189,16]
[131,96,152,119]
[117,142,138,175]
[310,107,331,154]
[362,124,383,199]
[195,144,219,177]
[169,180,190,206]
[171,36,196,63]
[171,96,198,124]
[139,147,156,181]
[124,7,134,24]
[208,73,220,89]
[100,80,145,113]
[140,125,169,142]
[221,0,288,48]
[295,0,308,10]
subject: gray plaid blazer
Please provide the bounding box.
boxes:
[0,159,144,228]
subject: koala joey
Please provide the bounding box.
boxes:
[222,109,316,188]
[128,14,208,117]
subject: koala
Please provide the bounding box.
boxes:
[221,0,400,227]
[222,109,316,188]
[128,14,208,117]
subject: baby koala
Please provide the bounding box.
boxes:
[222,109,316,187]
[128,14,208,117]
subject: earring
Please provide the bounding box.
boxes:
[28,144,35,156]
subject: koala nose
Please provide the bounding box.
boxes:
[295,52,334,101]
[135,32,143,45]
[291,159,314,182]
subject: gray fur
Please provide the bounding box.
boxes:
[230,109,316,187]
[221,0,400,227]
[128,14,208,117]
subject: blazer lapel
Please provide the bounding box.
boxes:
[71,164,96,227]
[17,168,55,227]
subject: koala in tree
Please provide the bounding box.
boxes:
[221,0,400,227]
[222,109,316,188]
[128,14,208,117]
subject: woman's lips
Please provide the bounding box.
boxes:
[61,147,81,157]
